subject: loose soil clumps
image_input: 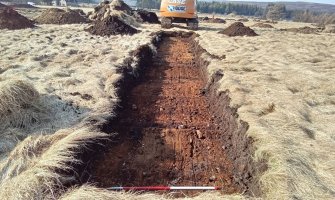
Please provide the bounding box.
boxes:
[133,9,159,24]
[35,8,89,24]
[219,22,258,37]
[85,15,138,36]
[252,22,274,28]
[0,7,35,30]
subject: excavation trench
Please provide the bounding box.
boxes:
[85,32,260,197]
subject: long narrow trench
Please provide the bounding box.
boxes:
[90,33,244,195]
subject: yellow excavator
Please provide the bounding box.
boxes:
[160,0,198,30]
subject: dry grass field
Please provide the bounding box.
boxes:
[0,5,334,200]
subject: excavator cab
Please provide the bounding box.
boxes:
[160,0,198,30]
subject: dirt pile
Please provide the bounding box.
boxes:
[89,0,159,25]
[252,22,274,28]
[35,8,89,24]
[219,22,258,37]
[73,9,86,16]
[133,9,159,24]
[201,17,226,23]
[281,26,319,34]
[89,0,132,21]
[85,15,138,36]
[0,7,35,30]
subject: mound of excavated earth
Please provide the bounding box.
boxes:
[201,17,226,23]
[0,7,35,30]
[89,0,132,20]
[219,22,258,37]
[281,26,320,34]
[85,15,138,36]
[35,8,88,24]
[252,22,273,28]
[133,9,159,24]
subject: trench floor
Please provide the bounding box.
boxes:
[91,35,239,195]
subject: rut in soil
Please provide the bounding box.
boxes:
[90,34,241,194]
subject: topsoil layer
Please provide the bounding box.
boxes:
[0,7,35,30]
[85,15,138,36]
[34,8,89,24]
[219,22,258,37]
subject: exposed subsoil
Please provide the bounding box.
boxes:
[85,15,138,36]
[34,8,89,24]
[219,22,258,37]
[87,32,259,197]
[0,7,35,30]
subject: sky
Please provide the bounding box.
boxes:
[227,0,335,5]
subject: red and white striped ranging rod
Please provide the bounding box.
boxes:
[107,186,220,191]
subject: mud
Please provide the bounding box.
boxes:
[219,22,258,37]
[85,15,138,36]
[0,7,35,30]
[34,8,89,24]
[85,32,259,197]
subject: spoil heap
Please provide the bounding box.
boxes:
[133,9,159,24]
[252,22,274,28]
[85,15,138,36]
[0,7,35,30]
[35,8,89,24]
[88,0,159,24]
[281,26,319,34]
[219,22,258,37]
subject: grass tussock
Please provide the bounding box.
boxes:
[0,79,47,130]
[0,127,107,199]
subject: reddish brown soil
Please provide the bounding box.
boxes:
[35,8,88,24]
[219,22,258,37]
[86,15,138,36]
[91,34,241,195]
[0,7,35,30]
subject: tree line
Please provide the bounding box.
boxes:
[136,0,334,25]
